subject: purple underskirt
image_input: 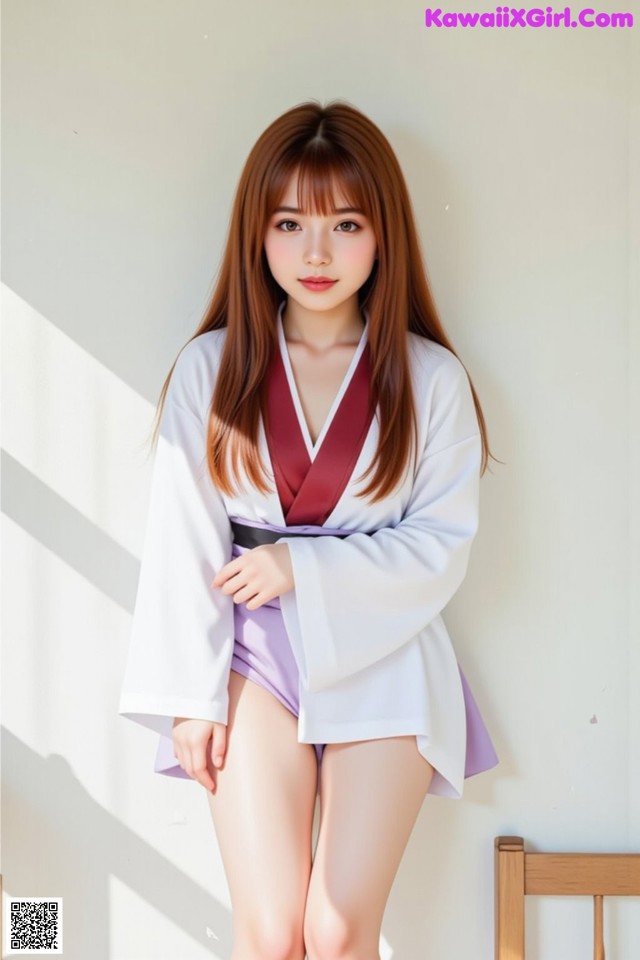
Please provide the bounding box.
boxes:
[153,516,499,786]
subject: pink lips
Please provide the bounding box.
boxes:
[299,277,337,292]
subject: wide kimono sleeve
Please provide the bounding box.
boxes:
[278,349,482,693]
[117,339,235,739]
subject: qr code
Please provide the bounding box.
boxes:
[7,898,63,953]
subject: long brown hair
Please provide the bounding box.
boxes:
[152,99,492,501]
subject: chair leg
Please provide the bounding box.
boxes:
[495,837,525,960]
[593,895,605,960]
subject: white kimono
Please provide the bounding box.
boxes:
[118,302,497,798]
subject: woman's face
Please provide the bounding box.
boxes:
[263,170,377,317]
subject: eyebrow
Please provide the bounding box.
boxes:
[272,205,365,215]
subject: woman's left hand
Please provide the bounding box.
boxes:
[211,543,294,610]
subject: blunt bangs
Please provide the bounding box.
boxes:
[266,150,374,222]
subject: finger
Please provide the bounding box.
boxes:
[245,591,270,611]
[171,733,185,771]
[211,556,244,588]
[185,743,216,793]
[231,584,262,605]
[211,725,227,770]
[218,572,249,596]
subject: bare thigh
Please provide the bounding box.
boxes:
[206,669,318,959]
[304,737,434,959]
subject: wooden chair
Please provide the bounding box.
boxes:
[495,836,640,960]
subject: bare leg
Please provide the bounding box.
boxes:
[206,669,318,960]
[304,737,434,960]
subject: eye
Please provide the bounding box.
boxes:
[336,221,360,232]
[274,220,299,232]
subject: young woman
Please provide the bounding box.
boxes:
[119,99,499,960]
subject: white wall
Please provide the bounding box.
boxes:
[2,2,639,958]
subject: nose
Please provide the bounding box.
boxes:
[304,229,331,266]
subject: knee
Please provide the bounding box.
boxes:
[304,903,372,960]
[241,914,305,960]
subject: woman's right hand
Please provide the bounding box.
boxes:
[172,717,228,793]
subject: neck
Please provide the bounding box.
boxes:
[281,298,364,350]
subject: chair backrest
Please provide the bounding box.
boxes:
[494,836,640,960]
